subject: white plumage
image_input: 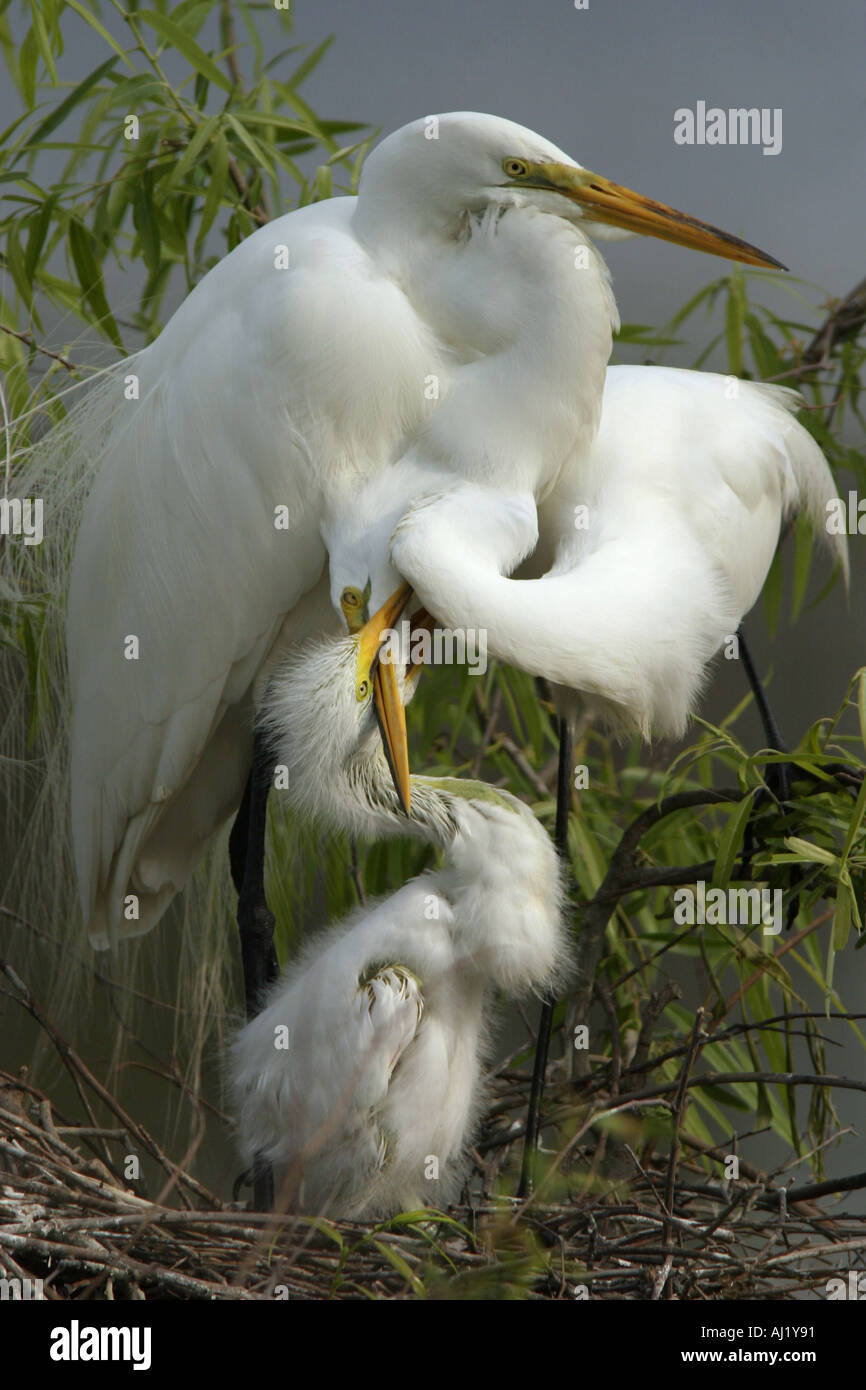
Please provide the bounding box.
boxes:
[56,110,792,946]
[391,364,846,740]
[231,635,565,1218]
[63,113,597,945]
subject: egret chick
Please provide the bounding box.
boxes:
[230,607,565,1218]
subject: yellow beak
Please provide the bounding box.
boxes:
[525,161,786,269]
[356,582,412,815]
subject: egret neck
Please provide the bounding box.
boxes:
[355,202,618,503]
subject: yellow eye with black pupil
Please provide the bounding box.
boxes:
[341,587,361,608]
[503,158,528,178]
[358,679,370,699]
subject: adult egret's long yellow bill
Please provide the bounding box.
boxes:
[372,656,411,816]
[356,582,413,815]
[512,161,786,269]
[379,608,439,815]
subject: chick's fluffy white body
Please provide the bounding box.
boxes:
[231,638,565,1218]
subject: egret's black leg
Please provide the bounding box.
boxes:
[230,729,279,1016]
[229,762,252,896]
[737,624,790,802]
[737,626,802,928]
[518,717,573,1200]
[229,726,278,1211]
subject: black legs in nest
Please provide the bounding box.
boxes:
[230,728,278,1212]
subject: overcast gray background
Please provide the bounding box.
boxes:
[291,0,866,309]
[3,1,865,1219]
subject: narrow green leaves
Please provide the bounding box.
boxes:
[66,217,123,347]
[63,0,135,69]
[136,9,235,94]
[26,56,118,147]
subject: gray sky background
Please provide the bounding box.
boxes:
[3,0,864,318]
[287,0,866,319]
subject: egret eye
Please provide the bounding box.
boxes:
[503,158,529,179]
[341,585,368,633]
[357,678,370,701]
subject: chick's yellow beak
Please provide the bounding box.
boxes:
[519,161,786,270]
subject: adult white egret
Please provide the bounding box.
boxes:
[390,363,847,741]
[231,603,565,1219]
[47,110,783,1008]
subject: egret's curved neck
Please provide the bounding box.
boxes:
[355,198,619,497]
[263,642,485,849]
[388,537,652,735]
[322,754,514,849]
[280,712,519,852]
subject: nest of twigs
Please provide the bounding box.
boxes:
[2,961,865,1300]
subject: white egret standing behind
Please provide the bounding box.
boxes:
[391,364,846,741]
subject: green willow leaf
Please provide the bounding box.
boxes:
[136,9,235,94]
[225,111,274,174]
[19,26,38,107]
[23,195,58,283]
[745,309,782,377]
[164,112,220,189]
[28,0,58,84]
[711,789,758,890]
[370,1240,425,1296]
[67,217,123,348]
[194,129,228,253]
[5,222,33,308]
[234,111,315,137]
[26,55,117,147]
[725,275,745,376]
[286,34,334,91]
[62,0,134,69]
[132,176,161,274]
[169,0,212,38]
